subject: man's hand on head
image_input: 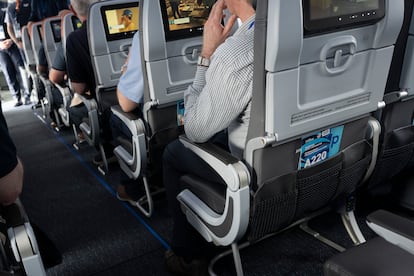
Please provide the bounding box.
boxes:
[201,0,237,59]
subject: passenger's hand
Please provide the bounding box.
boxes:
[201,0,237,59]
[0,39,13,50]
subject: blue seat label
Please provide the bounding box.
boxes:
[177,99,185,126]
[298,125,344,169]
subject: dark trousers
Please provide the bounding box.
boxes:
[0,44,27,100]
[67,103,87,130]
[163,135,227,259]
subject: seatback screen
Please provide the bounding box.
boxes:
[303,0,385,35]
[51,20,61,43]
[101,2,139,41]
[160,0,216,41]
[72,16,82,30]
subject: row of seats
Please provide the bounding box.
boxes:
[170,0,414,274]
[18,0,414,275]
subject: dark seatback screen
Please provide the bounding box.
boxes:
[101,2,139,41]
[160,0,216,41]
[72,16,82,30]
[51,20,61,42]
[37,25,43,42]
[303,0,385,35]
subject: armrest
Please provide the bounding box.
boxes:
[2,202,26,227]
[367,209,414,254]
[177,135,251,245]
[77,94,98,111]
[55,83,71,97]
[367,209,414,240]
[55,83,72,107]
[179,135,250,192]
[111,105,146,137]
[38,75,50,85]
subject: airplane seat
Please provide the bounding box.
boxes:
[21,26,41,107]
[30,21,52,121]
[85,0,138,174]
[323,237,414,276]
[56,13,81,132]
[324,209,414,276]
[0,200,46,276]
[174,0,403,273]
[366,0,414,206]
[110,0,212,216]
[42,16,64,128]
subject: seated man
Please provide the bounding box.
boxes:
[37,29,64,127]
[0,103,23,206]
[0,101,62,268]
[162,0,256,274]
[66,0,113,164]
[109,31,145,203]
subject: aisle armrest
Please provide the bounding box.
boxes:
[367,209,414,254]
[177,135,251,245]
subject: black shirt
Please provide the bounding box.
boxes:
[66,22,96,94]
[0,104,18,178]
[7,0,31,29]
[0,8,10,41]
[28,0,68,23]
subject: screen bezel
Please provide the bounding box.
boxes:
[100,2,139,42]
[71,16,82,30]
[50,19,62,43]
[37,25,43,42]
[160,0,214,41]
[303,0,385,35]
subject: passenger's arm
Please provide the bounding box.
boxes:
[117,89,138,112]
[49,68,66,85]
[70,82,88,95]
[0,159,23,206]
[116,33,144,112]
[6,22,23,49]
[0,109,23,206]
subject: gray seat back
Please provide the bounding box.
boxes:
[30,22,44,68]
[263,1,402,142]
[62,13,80,58]
[245,0,404,240]
[42,16,61,69]
[141,0,206,106]
[88,0,138,99]
[21,26,36,70]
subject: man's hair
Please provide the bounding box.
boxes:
[122,9,133,19]
[248,0,257,10]
[71,0,98,18]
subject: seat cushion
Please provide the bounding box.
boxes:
[324,237,414,276]
[180,174,226,214]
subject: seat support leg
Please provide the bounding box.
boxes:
[231,243,244,276]
[341,210,366,245]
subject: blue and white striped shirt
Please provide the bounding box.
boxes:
[184,15,255,159]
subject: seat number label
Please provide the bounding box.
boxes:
[298,125,344,169]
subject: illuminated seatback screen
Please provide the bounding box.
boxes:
[160,0,216,41]
[101,2,139,41]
